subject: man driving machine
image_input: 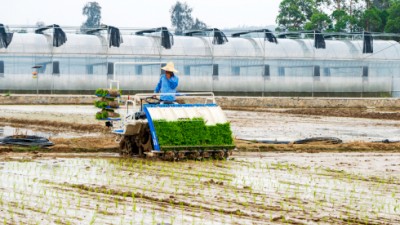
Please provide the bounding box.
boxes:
[153,62,179,104]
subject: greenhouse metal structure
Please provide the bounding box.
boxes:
[1,24,400,97]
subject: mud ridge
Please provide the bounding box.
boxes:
[235,139,400,153]
[223,106,400,120]
[0,117,109,133]
[65,183,263,219]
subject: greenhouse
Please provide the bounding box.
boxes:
[1,24,400,97]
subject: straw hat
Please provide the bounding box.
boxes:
[161,62,178,73]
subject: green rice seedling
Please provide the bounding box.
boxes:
[46,203,53,215]
[77,197,81,208]
[153,118,233,147]
[89,212,97,225]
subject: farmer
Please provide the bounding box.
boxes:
[154,62,179,104]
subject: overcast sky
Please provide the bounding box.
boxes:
[1,0,281,29]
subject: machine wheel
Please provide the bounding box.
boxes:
[163,151,175,161]
[120,136,139,156]
[187,151,200,160]
[175,151,186,161]
[213,150,225,160]
[224,149,233,158]
[201,151,211,160]
[138,126,152,156]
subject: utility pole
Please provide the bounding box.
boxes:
[32,65,42,96]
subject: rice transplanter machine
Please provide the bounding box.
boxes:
[112,93,235,160]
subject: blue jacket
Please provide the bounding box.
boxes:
[154,74,179,101]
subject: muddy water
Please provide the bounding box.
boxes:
[0,153,399,225]
[227,110,400,142]
[0,105,99,125]
[0,126,53,138]
[3,105,400,142]
[0,126,99,139]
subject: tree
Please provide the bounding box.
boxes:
[36,21,45,28]
[192,18,208,30]
[305,12,333,30]
[276,0,316,31]
[80,2,101,33]
[385,2,400,32]
[362,6,384,31]
[317,0,365,11]
[170,1,208,34]
[331,9,348,31]
[331,9,351,31]
[170,1,194,35]
[317,0,341,10]
[348,8,364,31]
[373,0,391,9]
[360,0,390,32]
[316,0,377,31]
[278,0,394,33]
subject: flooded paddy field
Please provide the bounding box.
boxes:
[0,152,399,224]
[228,110,400,143]
[0,125,100,139]
[2,105,400,142]
[1,105,400,224]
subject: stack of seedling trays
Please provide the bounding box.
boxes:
[95,88,121,121]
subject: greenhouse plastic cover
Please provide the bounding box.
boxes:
[3,33,400,61]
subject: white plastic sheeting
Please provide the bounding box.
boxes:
[3,33,400,60]
[147,105,228,126]
[1,32,400,95]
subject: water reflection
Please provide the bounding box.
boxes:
[0,126,51,138]
[0,126,99,138]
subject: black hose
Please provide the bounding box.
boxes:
[0,135,53,147]
[238,139,290,144]
[239,137,343,144]
[293,137,342,144]
[257,140,291,144]
[374,139,400,144]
